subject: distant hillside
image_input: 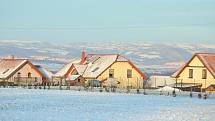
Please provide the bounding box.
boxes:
[1,40,215,75]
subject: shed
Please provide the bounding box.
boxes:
[66,75,85,86]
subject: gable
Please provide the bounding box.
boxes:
[0,59,27,79]
[178,66,214,80]
[97,61,146,79]
[54,60,81,77]
[188,56,204,67]
[2,60,45,80]
[10,63,44,79]
[73,64,87,75]
[172,54,215,78]
[65,65,76,77]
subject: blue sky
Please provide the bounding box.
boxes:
[0,0,215,43]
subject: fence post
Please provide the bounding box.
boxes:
[59,77,62,90]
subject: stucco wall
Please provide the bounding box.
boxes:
[97,62,144,89]
[7,63,43,85]
[176,56,215,89]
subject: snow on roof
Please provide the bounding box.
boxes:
[73,64,87,75]
[55,53,146,79]
[83,55,118,78]
[0,59,27,79]
[85,56,100,64]
[66,75,80,81]
[172,53,215,78]
[116,55,128,62]
[54,59,80,77]
[35,65,53,80]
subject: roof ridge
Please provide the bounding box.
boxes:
[88,54,119,56]
[195,53,215,55]
[2,58,28,60]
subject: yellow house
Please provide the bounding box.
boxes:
[172,53,215,91]
[54,51,147,89]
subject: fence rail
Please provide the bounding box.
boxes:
[1,85,214,99]
[2,77,43,86]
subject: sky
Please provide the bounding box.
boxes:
[0,0,215,44]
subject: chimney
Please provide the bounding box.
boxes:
[81,50,86,64]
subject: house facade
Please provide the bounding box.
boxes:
[54,51,147,89]
[95,61,146,88]
[0,59,47,86]
[66,75,85,86]
[172,53,215,91]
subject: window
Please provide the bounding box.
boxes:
[109,69,114,78]
[189,69,193,78]
[202,69,207,79]
[127,69,132,78]
[28,72,31,78]
[78,79,80,82]
[17,72,21,78]
[92,67,99,72]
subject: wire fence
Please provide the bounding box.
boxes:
[1,85,215,99]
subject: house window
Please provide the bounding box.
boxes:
[35,77,38,82]
[28,72,32,78]
[202,69,207,79]
[127,69,132,78]
[78,79,80,82]
[17,72,21,78]
[189,69,193,78]
[92,67,99,72]
[109,69,114,78]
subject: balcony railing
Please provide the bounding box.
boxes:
[14,77,42,85]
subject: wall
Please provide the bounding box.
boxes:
[7,62,43,85]
[149,76,175,88]
[97,62,144,89]
[176,56,215,89]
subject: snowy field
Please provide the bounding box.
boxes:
[0,88,215,121]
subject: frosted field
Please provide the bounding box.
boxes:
[0,88,215,121]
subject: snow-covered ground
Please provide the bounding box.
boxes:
[0,88,215,121]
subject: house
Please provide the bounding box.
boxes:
[53,59,81,86]
[0,59,48,86]
[54,51,147,89]
[172,53,215,91]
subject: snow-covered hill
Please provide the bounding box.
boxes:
[0,40,215,75]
